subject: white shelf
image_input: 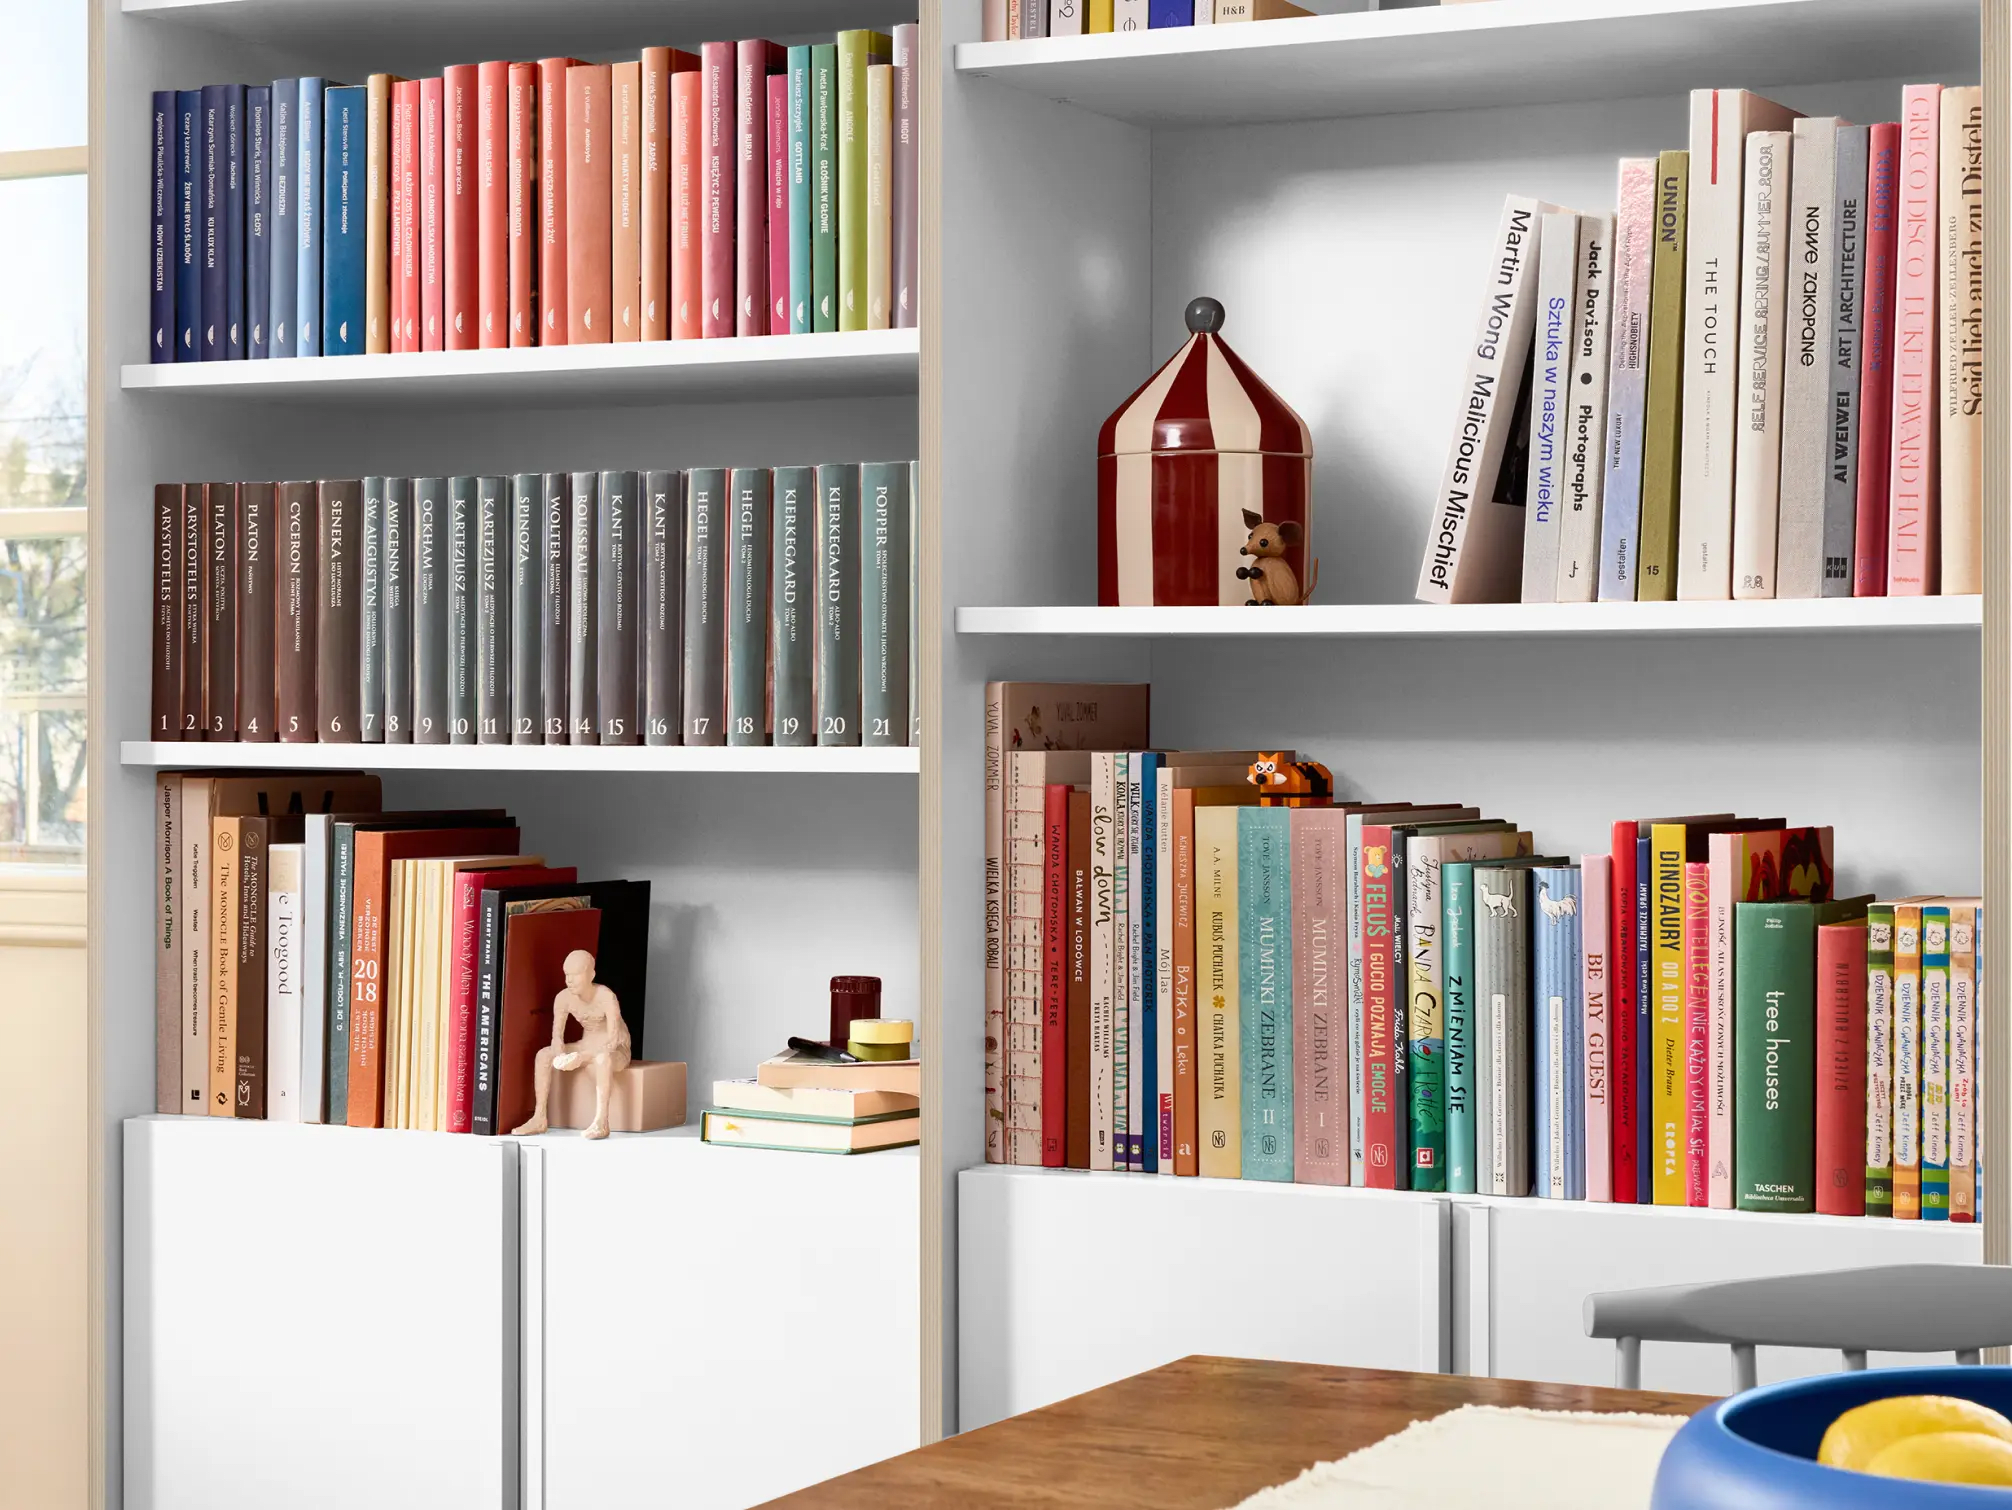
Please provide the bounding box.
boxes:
[956,595,1983,639]
[119,739,921,774]
[955,0,1981,127]
[120,328,918,408]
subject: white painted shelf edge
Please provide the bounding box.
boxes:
[127,1113,922,1159]
[955,597,1984,638]
[119,739,921,774]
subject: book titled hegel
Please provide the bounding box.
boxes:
[359,477,386,741]
[447,476,477,743]
[681,468,725,745]
[814,462,860,745]
[381,477,411,741]
[567,471,600,743]
[315,479,361,740]
[642,470,682,745]
[597,470,640,744]
[275,480,317,740]
[726,468,771,746]
[412,477,449,744]
[475,475,511,744]
[859,460,911,747]
[1416,195,1544,604]
[510,474,542,743]
[152,485,182,738]
[236,482,276,742]
[203,482,236,737]
[770,465,814,746]
[541,473,569,741]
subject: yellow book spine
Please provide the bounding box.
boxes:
[1197,804,1242,1177]
[1089,0,1114,30]
[1893,902,1924,1218]
[1650,823,1688,1201]
[210,816,239,1116]
[1637,150,1688,601]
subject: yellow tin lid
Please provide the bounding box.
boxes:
[849,1017,914,1046]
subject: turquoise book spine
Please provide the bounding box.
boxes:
[1239,806,1294,1182]
[1923,903,1952,1219]
[787,46,813,334]
[810,44,838,333]
[1444,861,1477,1194]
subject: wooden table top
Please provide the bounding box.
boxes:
[760,1358,1713,1510]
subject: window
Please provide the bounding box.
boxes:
[0,0,87,865]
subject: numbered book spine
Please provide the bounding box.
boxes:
[1816,916,1868,1215]
[540,473,569,740]
[771,465,814,746]
[153,485,182,737]
[642,470,682,745]
[360,478,385,741]
[275,482,315,740]
[412,477,448,744]
[509,475,541,744]
[596,470,640,744]
[1921,903,1951,1218]
[567,471,599,743]
[151,94,174,360]
[680,469,726,744]
[476,476,511,744]
[314,480,358,739]
[1638,151,1688,600]
[726,468,771,746]
[382,478,410,742]
[203,482,235,737]
[246,87,270,359]
[1729,130,1792,601]
[1865,902,1896,1214]
[1824,126,1869,597]
[268,82,297,357]
[1893,900,1923,1217]
[322,84,367,355]
[811,44,838,333]
[237,483,276,742]
[1887,85,1942,595]
[447,476,475,743]
[815,462,860,745]
[1239,806,1293,1183]
[860,461,911,745]
[1950,903,1978,1222]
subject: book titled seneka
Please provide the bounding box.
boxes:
[1418,195,1547,604]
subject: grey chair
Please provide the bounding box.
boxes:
[1584,1264,2012,1394]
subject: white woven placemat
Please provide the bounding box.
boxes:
[1228,1404,1688,1510]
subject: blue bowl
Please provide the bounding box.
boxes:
[1654,1366,2012,1508]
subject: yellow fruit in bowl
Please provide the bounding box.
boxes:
[1865,1431,2012,1485]
[1818,1395,2012,1473]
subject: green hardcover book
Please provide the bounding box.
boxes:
[1443,860,1477,1194]
[811,44,839,333]
[726,467,771,747]
[1734,895,1870,1211]
[1637,148,1688,601]
[1238,806,1293,1182]
[1922,903,1952,1218]
[835,30,890,333]
[1866,901,1896,1215]
[859,459,911,747]
[787,46,813,334]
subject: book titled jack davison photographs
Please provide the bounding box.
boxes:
[148,461,919,751]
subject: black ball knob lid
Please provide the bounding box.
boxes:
[1185,297,1225,335]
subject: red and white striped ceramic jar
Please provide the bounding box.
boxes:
[1096,297,1313,607]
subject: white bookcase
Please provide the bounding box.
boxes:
[86,0,2012,1502]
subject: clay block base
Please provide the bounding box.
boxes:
[549,1060,688,1132]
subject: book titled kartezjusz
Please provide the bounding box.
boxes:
[447,476,476,743]
[476,475,511,744]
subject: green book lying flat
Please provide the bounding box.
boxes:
[701,1107,919,1154]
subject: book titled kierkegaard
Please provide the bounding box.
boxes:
[1417,194,1546,604]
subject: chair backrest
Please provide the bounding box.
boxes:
[1583,1265,2012,1393]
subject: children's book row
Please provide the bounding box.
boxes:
[1421,84,1984,605]
[984,0,1311,38]
[151,770,652,1133]
[148,464,918,750]
[147,28,919,363]
[983,681,1981,1221]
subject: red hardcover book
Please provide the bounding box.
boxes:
[1855,122,1901,598]
[1887,85,1941,594]
[767,72,789,335]
[477,60,509,348]
[700,41,735,338]
[443,63,479,350]
[1041,784,1069,1167]
[735,41,783,337]
[448,862,575,1133]
[670,66,702,340]
[420,76,445,351]
[1067,787,1092,1169]
[394,80,420,351]
[537,58,578,344]
[507,63,536,347]
[1360,822,1401,1188]
[566,63,612,344]
[611,60,641,341]
[388,82,407,352]
[1816,917,1870,1215]
[1683,859,1710,1207]
[1609,821,1639,1203]
[152,484,182,740]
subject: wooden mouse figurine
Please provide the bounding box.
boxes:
[1236,510,1318,605]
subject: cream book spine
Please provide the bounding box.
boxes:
[1520,211,1580,603]
[1729,130,1793,600]
[1005,752,1046,1165]
[1115,0,1146,26]
[180,777,216,1113]
[1049,0,1084,35]
[1775,119,1843,600]
[1557,212,1613,602]
[1678,88,1801,599]
[1089,752,1119,1171]
[1940,86,1984,595]
[266,843,304,1123]
[1887,83,1942,595]
[1599,160,1654,601]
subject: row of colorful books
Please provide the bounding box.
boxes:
[982,681,1980,1220]
[1421,84,1984,605]
[150,770,650,1133]
[146,29,919,362]
[147,464,917,750]
[984,0,1310,38]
